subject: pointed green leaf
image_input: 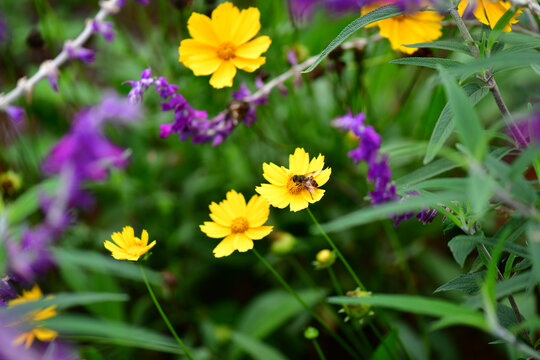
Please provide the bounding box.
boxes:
[303,4,402,73]
[390,57,462,69]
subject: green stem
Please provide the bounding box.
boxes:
[140,265,194,360]
[307,208,365,290]
[252,248,361,360]
[312,339,328,360]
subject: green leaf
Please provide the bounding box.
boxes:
[487,8,517,53]
[390,57,462,69]
[395,158,459,188]
[464,271,531,308]
[328,294,486,329]
[447,50,540,77]
[372,330,402,360]
[317,191,464,233]
[53,248,162,285]
[423,84,489,164]
[230,332,288,360]
[6,177,59,226]
[527,225,540,285]
[236,289,325,339]
[44,314,186,355]
[2,292,128,317]
[467,172,494,217]
[303,4,403,73]
[448,235,529,267]
[434,272,485,295]
[404,40,470,53]
[403,178,468,192]
[439,69,487,159]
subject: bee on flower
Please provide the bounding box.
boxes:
[200,190,273,258]
[8,285,58,348]
[256,148,331,212]
[104,226,156,261]
[178,2,272,89]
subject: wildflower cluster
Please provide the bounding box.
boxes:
[125,68,266,146]
[333,112,437,225]
[6,94,139,283]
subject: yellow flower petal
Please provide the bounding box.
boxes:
[256,183,291,208]
[226,190,247,216]
[200,221,232,238]
[246,194,271,226]
[231,56,266,72]
[307,154,325,173]
[233,233,254,252]
[122,226,135,245]
[262,162,289,186]
[209,61,237,89]
[289,148,310,175]
[304,188,325,204]
[313,167,332,187]
[235,36,272,59]
[33,328,58,342]
[211,2,241,43]
[213,234,236,258]
[289,194,309,212]
[209,201,233,226]
[245,226,273,240]
[230,7,261,45]
[187,13,220,46]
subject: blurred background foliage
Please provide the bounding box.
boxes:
[1,0,540,359]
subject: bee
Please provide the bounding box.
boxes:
[292,171,322,197]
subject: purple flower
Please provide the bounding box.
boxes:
[0,276,16,305]
[509,112,540,147]
[333,111,438,226]
[41,61,60,92]
[65,43,95,63]
[91,20,115,42]
[125,69,266,146]
[6,106,25,123]
[325,0,363,13]
[0,13,7,43]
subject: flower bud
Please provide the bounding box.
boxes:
[269,231,297,255]
[304,326,319,340]
[339,289,372,322]
[0,170,22,196]
[313,249,336,270]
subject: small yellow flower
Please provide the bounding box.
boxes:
[104,226,156,261]
[8,285,58,348]
[200,190,273,258]
[458,0,522,32]
[255,148,331,212]
[178,2,272,89]
[363,2,443,54]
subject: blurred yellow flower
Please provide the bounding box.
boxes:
[8,285,58,348]
[255,148,331,212]
[178,2,271,89]
[458,0,521,32]
[104,226,156,261]
[363,2,443,54]
[200,190,273,258]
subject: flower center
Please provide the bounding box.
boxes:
[217,42,236,60]
[231,217,249,233]
[287,177,304,195]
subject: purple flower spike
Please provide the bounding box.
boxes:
[333,111,438,226]
[509,112,540,147]
[91,20,115,42]
[5,105,25,123]
[65,43,95,63]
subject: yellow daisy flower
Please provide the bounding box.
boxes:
[104,226,156,261]
[255,148,332,212]
[458,0,521,32]
[8,285,58,348]
[362,2,443,54]
[178,1,272,89]
[200,190,273,258]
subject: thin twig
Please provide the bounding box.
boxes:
[0,0,122,110]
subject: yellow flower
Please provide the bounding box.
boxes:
[200,190,273,258]
[104,226,156,261]
[458,0,521,32]
[8,285,58,348]
[255,148,331,212]
[363,2,443,54]
[178,2,272,89]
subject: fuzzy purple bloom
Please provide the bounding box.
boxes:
[509,112,540,147]
[91,20,115,42]
[65,44,95,63]
[125,69,266,146]
[0,276,16,305]
[333,111,437,226]
[6,106,25,123]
